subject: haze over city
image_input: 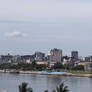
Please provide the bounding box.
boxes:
[0,0,92,56]
[0,1,92,92]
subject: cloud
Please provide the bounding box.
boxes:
[4,31,27,38]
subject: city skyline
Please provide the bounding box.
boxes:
[0,48,90,58]
[0,0,92,92]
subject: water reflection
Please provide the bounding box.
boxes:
[0,73,92,92]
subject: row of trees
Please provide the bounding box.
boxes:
[0,62,47,71]
[19,82,69,92]
[0,62,84,71]
[52,62,84,71]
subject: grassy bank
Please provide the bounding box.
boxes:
[59,70,92,74]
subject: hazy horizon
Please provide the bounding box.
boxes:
[0,0,92,56]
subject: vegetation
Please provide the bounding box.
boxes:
[52,63,84,71]
[0,62,47,71]
[19,82,33,92]
[52,63,64,69]
[19,82,69,92]
[67,70,91,74]
[72,65,84,70]
[0,62,87,74]
[53,83,69,92]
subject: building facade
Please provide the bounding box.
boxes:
[48,48,62,63]
[35,52,45,61]
[71,51,78,60]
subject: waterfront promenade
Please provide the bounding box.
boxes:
[0,69,92,78]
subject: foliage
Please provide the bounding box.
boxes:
[44,90,48,92]
[18,82,69,92]
[19,82,33,92]
[53,83,69,92]
[53,63,64,69]
[0,62,84,71]
[44,83,69,92]
[72,65,84,70]
[0,62,47,71]
[52,63,84,71]
[63,65,72,70]
[36,64,47,71]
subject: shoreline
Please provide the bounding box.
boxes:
[0,70,92,78]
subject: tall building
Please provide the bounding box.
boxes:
[48,48,62,62]
[71,51,78,60]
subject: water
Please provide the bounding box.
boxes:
[37,71,69,74]
[0,73,92,92]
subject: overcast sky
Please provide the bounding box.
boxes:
[0,0,92,56]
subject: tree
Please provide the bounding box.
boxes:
[19,82,33,92]
[54,83,69,92]
[44,83,69,92]
[53,63,64,69]
[52,89,56,92]
[73,65,84,70]
[44,90,48,92]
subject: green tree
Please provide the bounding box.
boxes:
[19,82,33,92]
[53,63,64,69]
[54,83,69,92]
[52,89,56,92]
[73,65,84,70]
[44,90,48,92]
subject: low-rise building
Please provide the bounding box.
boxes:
[84,62,92,71]
[49,62,56,67]
[20,55,35,64]
[36,60,47,65]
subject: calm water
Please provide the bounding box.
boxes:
[0,73,92,92]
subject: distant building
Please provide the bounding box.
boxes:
[21,55,35,64]
[48,48,62,63]
[35,52,45,58]
[36,60,47,65]
[0,54,13,64]
[75,61,92,71]
[35,52,45,61]
[62,56,69,65]
[62,56,75,66]
[84,62,92,71]
[78,62,87,66]
[81,56,92,62]
[49,62,56,67]
[81,57,90,62]
[90,56,92,62]
[71,51,78,60]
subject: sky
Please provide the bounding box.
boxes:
[0,0,92,56]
